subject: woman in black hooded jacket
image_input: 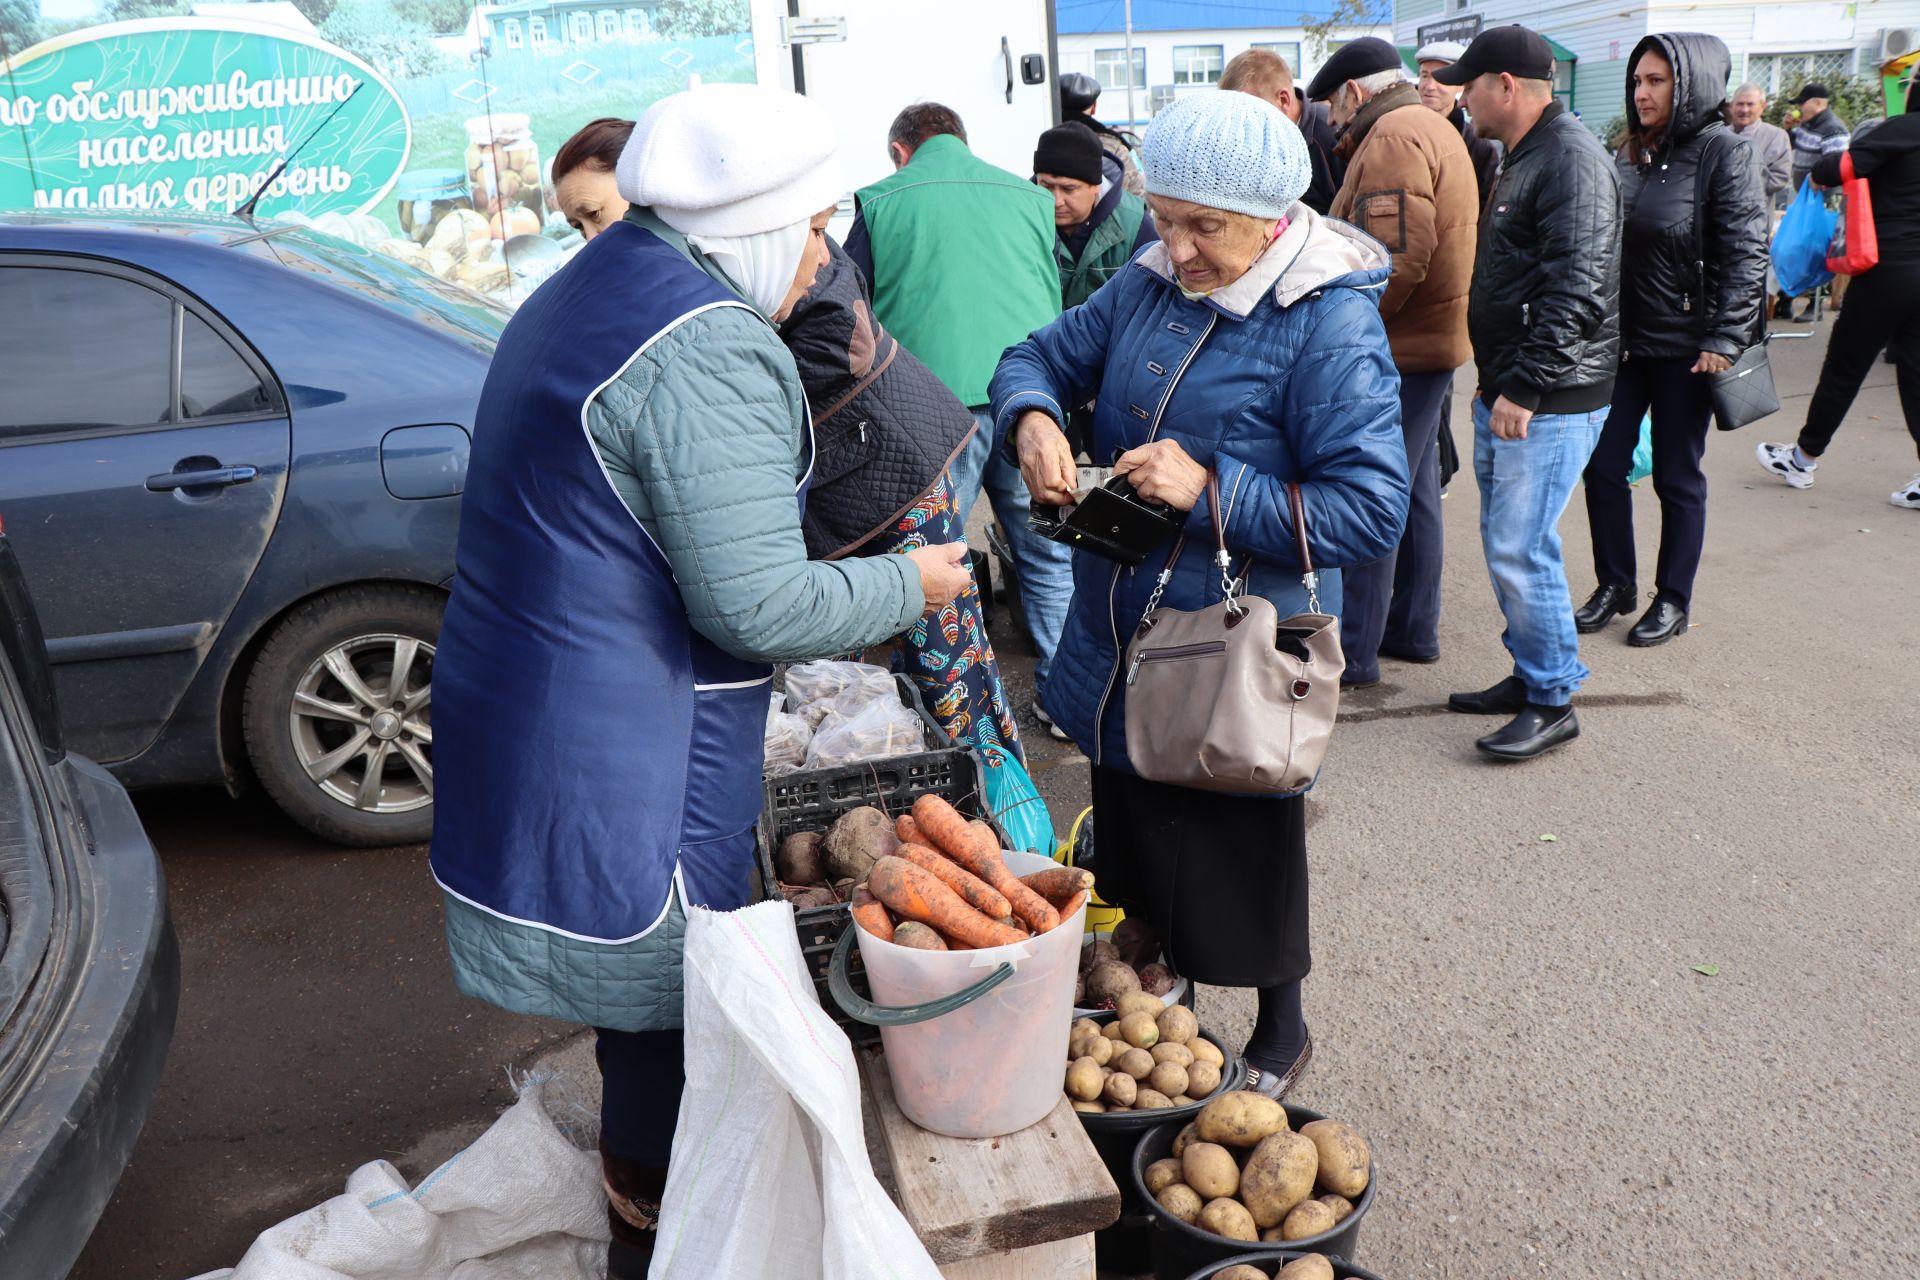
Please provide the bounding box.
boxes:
[1577,32,1768,646]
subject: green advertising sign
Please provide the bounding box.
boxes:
[0,17,411,217]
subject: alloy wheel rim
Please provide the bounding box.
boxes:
[288,633,434,815]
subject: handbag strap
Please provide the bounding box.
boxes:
[1138,473,1320,622]
[1286,481,1322,614]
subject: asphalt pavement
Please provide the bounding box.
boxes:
[74,321,1918,1279]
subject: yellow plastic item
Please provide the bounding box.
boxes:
[1054,805,1125,934]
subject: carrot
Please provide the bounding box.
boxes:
[912,795,1062,934]
[1020,866,1095,908]
[866,856,1028,949]
[1053,889,1089,930]
[897,841,1012,919]
[850,885,893,943]
[895,813,925,843]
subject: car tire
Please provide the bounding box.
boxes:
[242,584,443,847]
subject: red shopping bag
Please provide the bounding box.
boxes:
[1826,153,1879,275]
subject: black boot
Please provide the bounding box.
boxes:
[1448,675,1528,715]
[1574,583,1637,634]
[1627,599,1688,647]
[1476,704,1579,760]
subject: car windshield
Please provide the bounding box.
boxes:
[234,228,510,353]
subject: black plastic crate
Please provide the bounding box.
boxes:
[758,675,993,1044]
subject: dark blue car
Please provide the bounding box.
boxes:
[0,211,507,845]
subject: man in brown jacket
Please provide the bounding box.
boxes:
[1306,36,1477,686]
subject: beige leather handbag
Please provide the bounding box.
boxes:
[1122,478,1343,796]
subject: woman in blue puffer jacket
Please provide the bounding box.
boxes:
[990,90,1408,1097]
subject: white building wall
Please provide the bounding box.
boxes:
[1057,25,1393,128]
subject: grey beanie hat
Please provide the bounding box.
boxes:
[1140,91,1310,220]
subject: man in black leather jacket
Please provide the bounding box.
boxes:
[1433,25,1622,761]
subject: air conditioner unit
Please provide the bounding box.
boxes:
[1879,27,1917,62]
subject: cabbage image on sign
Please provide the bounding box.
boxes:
[0,18,411,218]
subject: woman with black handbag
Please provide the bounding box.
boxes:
[1576,33,1768,646]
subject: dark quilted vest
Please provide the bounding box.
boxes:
[780,240,975,558]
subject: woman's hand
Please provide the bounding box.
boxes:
[1691,351,1734,375]
[903,542,974,614]
[1014,410,1077,505]
[1114,438,1210,512]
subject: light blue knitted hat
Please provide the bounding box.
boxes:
[1140,91,1311,219]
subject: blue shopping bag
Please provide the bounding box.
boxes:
[981,747,1056,857]
[1628,415,1654,485]
[1772,177,1837,298]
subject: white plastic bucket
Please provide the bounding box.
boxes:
[853,848,1087,1138]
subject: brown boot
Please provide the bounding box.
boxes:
[601,1143,664,1279]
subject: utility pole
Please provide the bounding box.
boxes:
[1123,0,1137,125]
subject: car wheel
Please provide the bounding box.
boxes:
[242,584,442,847]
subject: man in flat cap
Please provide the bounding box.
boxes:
[1434,25,1621,760]
[1305,36,1478,690]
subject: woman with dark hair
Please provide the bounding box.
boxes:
[551,116,635,239]
[1575,33,1767,646]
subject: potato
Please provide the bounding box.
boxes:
[1260,1226,1285,1243]
[1301,1119,1372,1197]
[1281,1197,1338,1241]
[1080,939,1119,974]
[1186,1060,1222,1098]
[1197,1197,1259,1242]
[1180,1142,1239,1199]
[1143,1157,1184,1196]
[1114,990,1163,1020]
[1189,1038,1226,1069]
[1069,1029,1113,1065]
[1196,1091,1289,1148]
[1115,1047,1155,1079]
[1156,1005,1198,1045]
[1278,1256,1335,1280]
[1172,1096,1195,1105]
[1151,1042,1195,1068]
[1105,1021,1129,1040]
[891,922,948,950]
[1103,1072,1137,1107]
[1171,1122,1201,1158]
[775,830,826,884]
[1118,1012,1161,1049]
[1064,1057,1105,1102]
[1087,960,1142,1005]
[1215,1267,1269,1280]
[1071,1100,1105,1114]
[1148,1062,1190,1099]
[1317,1193,1355,1225]
[823,807,898,883]
[1155,1182,1203,1224]
[1134,1088,1174,1109]
[1239,1130,1319,1228]
[1071,1017,1102,1039]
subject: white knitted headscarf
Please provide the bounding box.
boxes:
[617,83,843,316]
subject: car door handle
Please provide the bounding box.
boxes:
[146,465,259,491]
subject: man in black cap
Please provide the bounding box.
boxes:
[1058,71,1145,195]
[1432,24,1622,761]
[1033,121,1157,311]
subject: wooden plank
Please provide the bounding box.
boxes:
[860,1047,1121,1265]
[939,1234,1095,1280]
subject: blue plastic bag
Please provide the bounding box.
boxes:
[1772,177,1837,298]
[1628,415,1654,485]
[980,747,1056,857]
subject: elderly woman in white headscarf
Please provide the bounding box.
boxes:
[429,83,973,1276]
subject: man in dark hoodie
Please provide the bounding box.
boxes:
[1033,122,1158,310]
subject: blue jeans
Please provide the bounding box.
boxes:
[1341,369,1450,682]
[952,411,1073,699]
[1472,398,1606,706]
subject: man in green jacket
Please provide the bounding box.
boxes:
[844,103,1075,737]
[1034,121,1157,311]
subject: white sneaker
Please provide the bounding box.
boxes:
[1756,441,1815,489]
[1030,699,1071,742]
[1891,475,1920,509]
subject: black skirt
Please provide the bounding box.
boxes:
[1087,765,1310,989]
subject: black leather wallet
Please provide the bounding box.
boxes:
[1028,475,1183,566]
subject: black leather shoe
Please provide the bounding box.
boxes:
[1627,599,1688,647]
[1476,703,1579,760]
[1448,675,1528,715]
[1378,644,1440,664]
[1574,583,1637,633]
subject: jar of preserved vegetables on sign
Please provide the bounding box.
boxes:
[465,113,545,240]
[394,168,474,244]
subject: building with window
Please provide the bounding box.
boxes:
[1056,0,1393,127]
[464,0,664,55]
[1394,0,1920,128]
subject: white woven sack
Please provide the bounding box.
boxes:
[650,901,940,1280]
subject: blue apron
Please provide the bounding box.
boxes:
[430,221,804,943]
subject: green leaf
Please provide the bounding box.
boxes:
[1537,833,1558,843]
[1691,963,1720,977]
